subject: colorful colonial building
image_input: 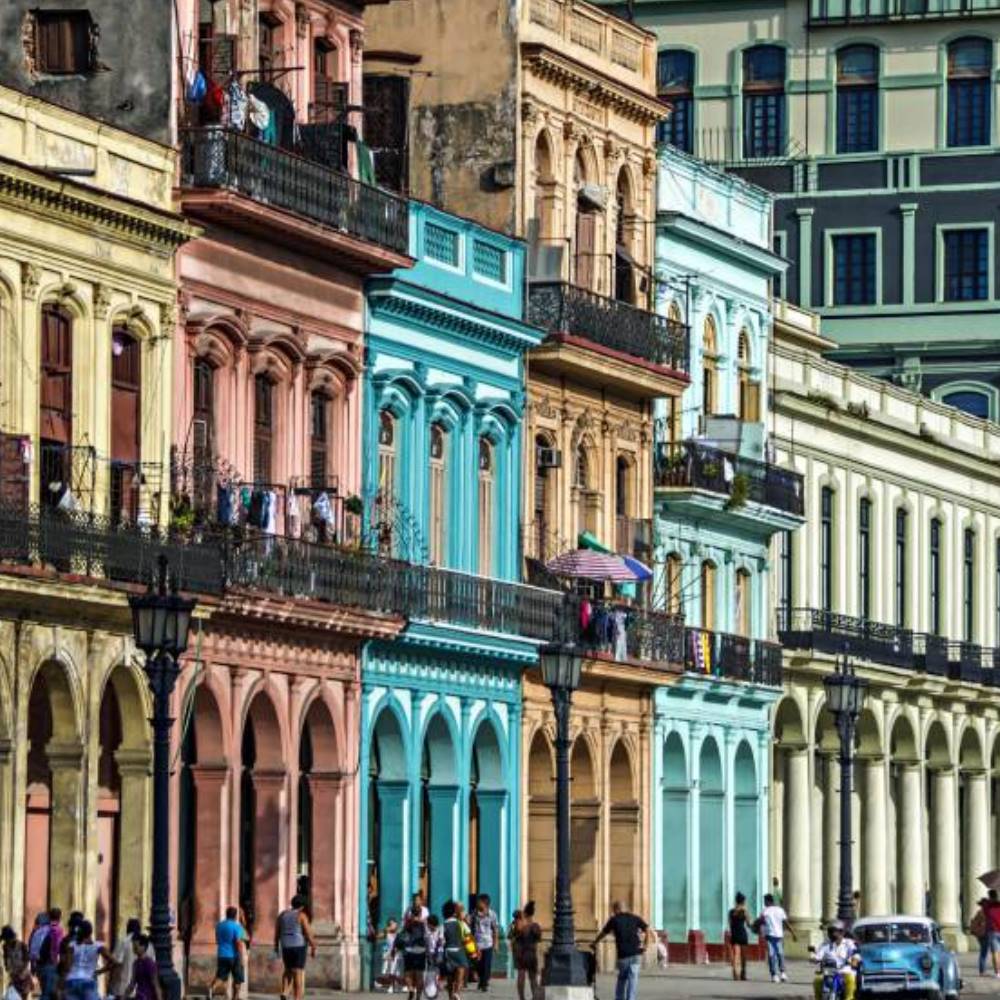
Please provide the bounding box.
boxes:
[649,146,800,951]
[359,202,551,945]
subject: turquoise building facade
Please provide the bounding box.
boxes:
[359,203,544,932]
[650,147,801,943]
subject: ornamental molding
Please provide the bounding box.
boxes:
[20,262,40,300]
[93,283,112,321]
[0,163,197,251]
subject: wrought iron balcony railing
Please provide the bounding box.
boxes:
[655,441,805,517]
[179,127,409,255]
[527,281,690,373]
[808,0,1000,25]
[684,627,782,686]
[576,600,685,669]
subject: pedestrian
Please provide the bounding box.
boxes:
[509,904,541,1000]
[125,935,161,1000]
[852,890,862,918]
[58,920,117,1000]
[108,918,143,1000]
[35,909,62,1000]
[470,896,498,993]
[208,907,247,1000]
[970,899,989,976]
[412,894,430,923]
[274,896,316,1000]
[727,893,751,981]
[984,888,1000,977]
[395,906,428,1000]
[26,915,49,976]
[592,900,652,1000]
[756,893,796,983]
[771,878,784,908]
[1,926,33,1000]
[380,918,401,992]
[441,902,469,1000]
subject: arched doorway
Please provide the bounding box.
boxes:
[532,132,556,246]
[570,737,598,934]
[469,719,505,911]
[96,665,150,944]
[661,733,688,938]
[369,708,408,927]
[614,167,636,304]
[608,740,638,910]
[421,713,458,912]
[24,660,82,931]
[698,737,724,940]
[888,713,919,913]
[527,731,554,929]
[177,684,226,956]
[573,146,599,291]
[240,691,284,938]
[733,742,758,913]
[299,698,340,924]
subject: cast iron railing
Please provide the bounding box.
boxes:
[527,281,690,373]
[808,0,1000,25]
[179,127,409,255]
[576,600,685,669]
[684,627,783,686]
[655,441,805,516]
[777,607,915,669]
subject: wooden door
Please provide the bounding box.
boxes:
[95,811,118,945]
[23,800,50,938]
[575,209,596,290]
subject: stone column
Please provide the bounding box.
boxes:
[964,770,989,929]
[785,747,813,926]
[190,764,228,948]
[821,751,840,924]
[115,749,152,934]
[898,764,925,916]
[251,770,285,939]
[47,742,84,914]
[308,772,343,926]
[931,767,960,941]
[862,756,889,916]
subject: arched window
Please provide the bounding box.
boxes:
[895,508,908,628]
[310,392,331,488]
[478,438,494,576]
[702,316,719,416]
[614,168,636,304]
[700,560,716,630]
[110,328,141,524]
[930,516,942,635]
[858,496,872,620]
[428,423,447,565]
[573,148,598,291]
[657,50,694,152]
[533,433,557,560]
[837,45,879,153]
[735,568,751,637]
[253,374,274,484]
[533,132,556,243]
[666,553,683,614]
[575,443,590,490]
[964,527,976,641]
[737,330,760,421]
[615,454,631,518]
[665,303,684,446]
[821,486,834,613]
[192,357,215,511]
[743,45,786,159]
[942,387,991,419]
[40,303,73,508]
[378,410,396,498]
[948,38,991,147]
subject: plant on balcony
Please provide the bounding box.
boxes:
[724,472,750,511]
[702,460,721,479]
[846,401,870,419]
[344,493,363,516]
[169,493,196,537]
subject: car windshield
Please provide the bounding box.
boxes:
[855,923,931,944]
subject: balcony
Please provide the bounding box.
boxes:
[179,128,410,270]
[655,442,805,518]
[684,627,783,686]
[808,0,1000,25]
[577,600,685,672]
[527,282,690,398]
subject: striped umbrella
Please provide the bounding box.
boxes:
[546,549,640,582]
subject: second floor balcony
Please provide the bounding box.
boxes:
[655,441,805,519]
[527,281,690,399]
[684,626,783,687]
[179,127,410,270]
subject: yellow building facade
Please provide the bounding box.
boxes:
[0,86,194,941]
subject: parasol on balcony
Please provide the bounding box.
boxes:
[621,554,653,581]
[546,548,640,582]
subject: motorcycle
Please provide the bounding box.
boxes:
[817,956,848,1000]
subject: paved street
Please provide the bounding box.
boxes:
[245,955,998,1000]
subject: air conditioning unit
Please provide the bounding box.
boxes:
[537,446,562,469]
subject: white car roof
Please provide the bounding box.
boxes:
[853,916,934,928]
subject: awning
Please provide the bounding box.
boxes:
[578,530,612,554]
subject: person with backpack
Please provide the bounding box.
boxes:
[469,897,498,993]
[441,902,470,1000]
[58,920,117,1000]
[1,926,33,1000]
[395,906,429,1000]
[971,899,989,976]
[35,909,63,1000]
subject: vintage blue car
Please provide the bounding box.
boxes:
[853,916,961,999]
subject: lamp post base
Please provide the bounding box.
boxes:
[159,967,182,1000]
[543,946,592,991]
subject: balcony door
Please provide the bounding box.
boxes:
[40,304,72,508]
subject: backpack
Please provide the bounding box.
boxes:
[971,909,987,937]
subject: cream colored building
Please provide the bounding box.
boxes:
[769,300,1000,948]
[0,86,193,941]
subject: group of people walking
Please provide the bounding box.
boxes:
[2,911,158,1000]
[726,891,796,983]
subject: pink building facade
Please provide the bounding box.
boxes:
[168,0,411,989]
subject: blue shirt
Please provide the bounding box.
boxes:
[216,920,245,960]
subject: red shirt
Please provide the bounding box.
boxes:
[986,902,1000,933]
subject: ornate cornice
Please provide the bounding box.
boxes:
[521,44,666,127]
[0,158,199,250]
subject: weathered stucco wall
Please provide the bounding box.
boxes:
[0,0,173,144]
[364,0,520,234]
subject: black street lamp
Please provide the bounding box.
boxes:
[129,554,196,1000]
[823,648,867,926]
[538,642,590,993]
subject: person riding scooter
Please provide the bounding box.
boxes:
[812,921,860,1000]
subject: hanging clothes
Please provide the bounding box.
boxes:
[579,597,592,635]
[186,70,208,104]
[227,79,248,130]
[217,484,231,526]
[356,139,377,186]
[248,95,271,134]
[263,490,278,535]
[287,494,302,538]
[249,490,265,528]
[612,609,628,662]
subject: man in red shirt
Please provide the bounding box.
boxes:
[985,889,1000,977]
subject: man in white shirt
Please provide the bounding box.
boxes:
[757,893,797,983]
[812,922,859,1000]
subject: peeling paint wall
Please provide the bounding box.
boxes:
[364,0,520,235]
[0,0,172,144]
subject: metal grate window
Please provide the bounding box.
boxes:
[472,240,507,283]
[425,222,460,266]
[833,233,877,305]
[944,229,989,301]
